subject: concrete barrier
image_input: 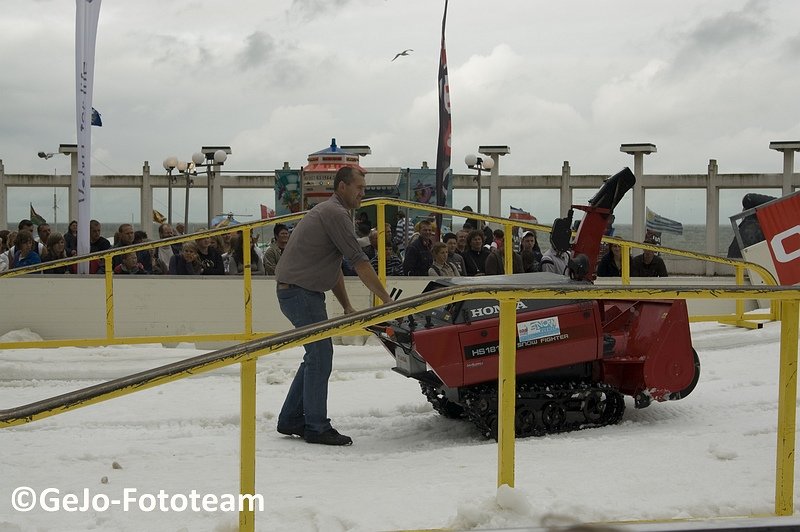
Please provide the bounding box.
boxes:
[0,275,763,345]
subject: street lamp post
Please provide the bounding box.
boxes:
[179,160,192,230]
[162,156,178,225]
[198,147,231,228]
[464,154,494,215]
[161,157,194,229]
[163,148,229,230]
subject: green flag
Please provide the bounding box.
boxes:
[30,204,47,226]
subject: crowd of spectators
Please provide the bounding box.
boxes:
[0,208,668,279]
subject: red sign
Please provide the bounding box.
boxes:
[756,192,800,285]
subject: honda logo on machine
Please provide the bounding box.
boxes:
[469,301,528,318]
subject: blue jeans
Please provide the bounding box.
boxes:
[276,286,333,435]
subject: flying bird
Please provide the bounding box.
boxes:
[391,49,413,62]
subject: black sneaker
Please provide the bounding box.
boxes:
[305,428,353,446]
[277,424,305,438]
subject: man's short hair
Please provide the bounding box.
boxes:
[15,229,34,247]
[273,223,288,238]
[418,219,433,228]
[333,165,365,191]
[467,229,484,245]
[443,232,457,243]
[18,219,33,230]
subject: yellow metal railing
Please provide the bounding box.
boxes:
[383,198,779,328]
[0,198,779,351]
[3,284,800,531]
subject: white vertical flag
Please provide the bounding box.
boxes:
[75,0,101,273]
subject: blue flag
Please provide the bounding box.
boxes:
[91,107,102,127]
[646,207,683,235]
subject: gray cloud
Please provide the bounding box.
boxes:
[236,31,275,71]
[782,32,800,60]
[669,0,769,75]
[288,0,363,22]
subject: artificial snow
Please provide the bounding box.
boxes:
[1,321,799,530]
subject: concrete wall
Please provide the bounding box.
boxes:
[0,276,760,344]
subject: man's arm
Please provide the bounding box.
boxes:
[354,260,392,304]
[331,270,356,314]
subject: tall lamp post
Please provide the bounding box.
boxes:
[464,153,494,215]
[163,147,230,230]
[199,146,231,228]
[162,157,193,228]
[162,156,178,225]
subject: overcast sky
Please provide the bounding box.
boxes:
[2,0,799,226]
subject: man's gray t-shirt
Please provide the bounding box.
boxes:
[275,193,368,292]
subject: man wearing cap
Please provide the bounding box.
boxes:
[631,238,668,277]
[519,230,543,273]
[275,165,392,446]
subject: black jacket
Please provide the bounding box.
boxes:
[461,248,490,276]
[402,237,433,276]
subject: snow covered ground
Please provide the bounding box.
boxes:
[1,321,799,531]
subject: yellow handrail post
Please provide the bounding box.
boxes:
[735,265,745,321]
[497,298,517,488]
[503,223,513,275]
[773,282,782,322]
[242,229,253,337]
[775,298,799,516]
[104,256,114,340]
[621,244,631,285]
[376,201,387,307]
[239,357,257,532]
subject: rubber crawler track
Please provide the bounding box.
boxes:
[422,381,626,439]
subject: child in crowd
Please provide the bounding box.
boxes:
[113,252,145,274]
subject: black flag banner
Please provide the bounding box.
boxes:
[434,0,451,237]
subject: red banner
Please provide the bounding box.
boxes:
[756,192,800,285]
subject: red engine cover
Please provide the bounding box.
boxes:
[411,301,603,388]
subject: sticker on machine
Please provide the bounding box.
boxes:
[517,316,561,342]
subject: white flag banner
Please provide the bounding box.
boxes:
[75,0,101,273]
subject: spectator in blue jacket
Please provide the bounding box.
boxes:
[11,230,41,269]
